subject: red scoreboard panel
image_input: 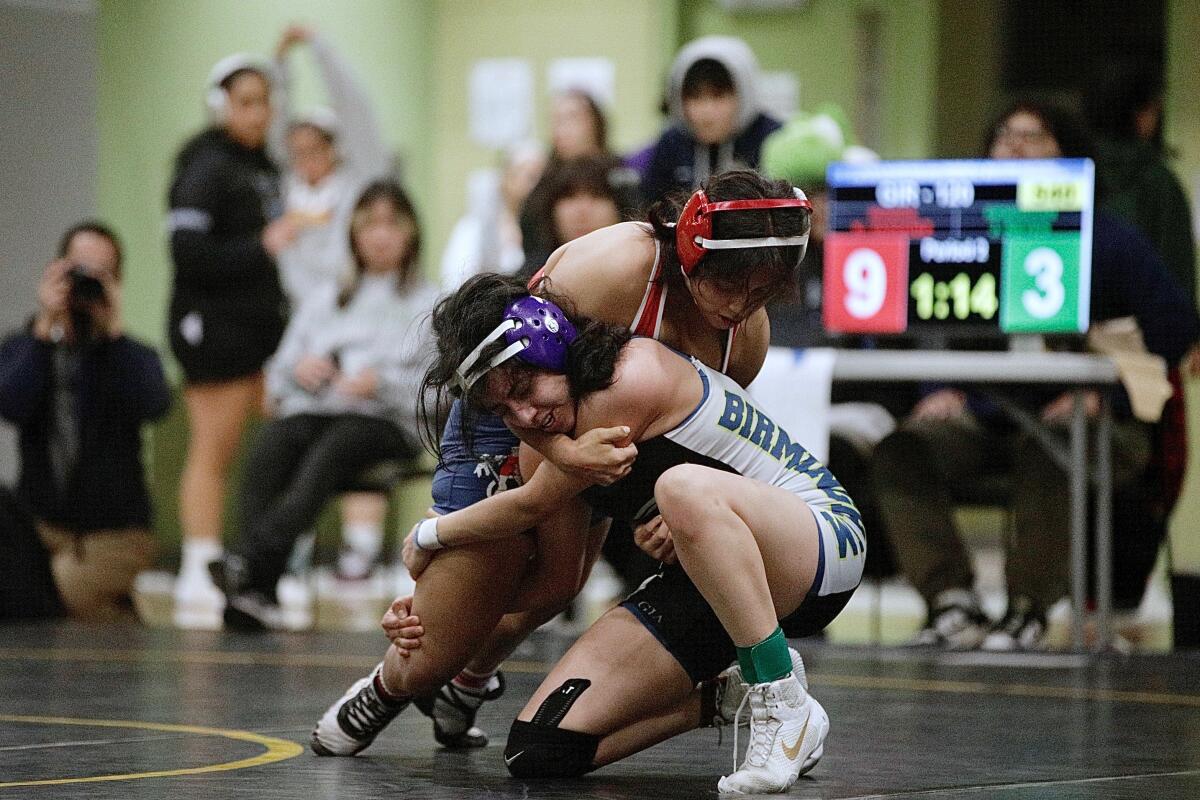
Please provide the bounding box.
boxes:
[823,232,910,334]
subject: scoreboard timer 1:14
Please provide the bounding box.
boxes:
[822,158,1094,336]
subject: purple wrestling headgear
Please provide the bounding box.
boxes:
[454,295,578,392]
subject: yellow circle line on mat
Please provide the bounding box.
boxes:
[0,715,303,788]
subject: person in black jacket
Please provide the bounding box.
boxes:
[871,100,1200,651]
[640,36,781,207]
[0,222,170,621]
[166,54,296,628]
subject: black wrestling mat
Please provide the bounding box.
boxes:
[1,623,1197,799]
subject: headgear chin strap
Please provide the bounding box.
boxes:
[674,186,813,275]
[454,296,579,393]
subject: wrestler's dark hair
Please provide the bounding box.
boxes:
[646,169,809,305]
[418,272,631,459]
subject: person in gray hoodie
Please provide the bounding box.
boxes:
[272,24,396,586]
[640,36,781,206]
[211,181,437,631]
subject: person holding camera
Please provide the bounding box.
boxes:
[0,222,170,622]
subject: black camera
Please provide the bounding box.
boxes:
[68,266,106,304]
[67,266,107,343]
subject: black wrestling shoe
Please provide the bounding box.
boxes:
[311,663,410,756]
[209,556,283,632]
[413,671,505,748]
[982,596,1048,651]
[910,588,989,650]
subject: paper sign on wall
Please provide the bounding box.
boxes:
[546,58,615,107]
[469,59,534,148]
[758,71,800,121]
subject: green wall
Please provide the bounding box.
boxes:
[97,0,434,549]
[98,0,945,348]
[96,0,1200,568]
[1164,0,1200,575]
[98,0,433,349]
[680,0,939,159]
[424,0,678,266]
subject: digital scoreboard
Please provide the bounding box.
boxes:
[822,158,1094,335]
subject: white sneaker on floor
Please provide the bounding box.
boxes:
[910,588,989,650]
[717,674,829,795]
[714,647,808,729]
[311,663,409,756]
[981,597,1047,652]
[276,574,314,632]
[172,566,225,630]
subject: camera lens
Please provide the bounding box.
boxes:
[68,266,105,303]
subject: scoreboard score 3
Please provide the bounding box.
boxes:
[822,158,1094,335]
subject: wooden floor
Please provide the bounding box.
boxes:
[1,622,1198,799]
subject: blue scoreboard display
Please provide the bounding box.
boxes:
[821,158,1095,335]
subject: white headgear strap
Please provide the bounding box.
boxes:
[454,319,526,393]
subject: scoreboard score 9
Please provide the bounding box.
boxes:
[822,158,1094,335]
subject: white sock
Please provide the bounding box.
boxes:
[791,653,807,689]
[180,539,222,576]
[338,523,383,577]
[342,523,383,561]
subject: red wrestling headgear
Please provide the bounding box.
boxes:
[674,187,812,275]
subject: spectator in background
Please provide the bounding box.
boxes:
[212,181,436,631]
[761,103,880,347]
[871,99,1200,651]
[519,89,638,271]
[440,141,545,291]
[640,36,780,207]
[1083,60,1196,303]
[1084,63,1200,647]
[167,54,293,629]
[0,222,170,622]
[274,24,394,585]
[273,24,390,303]
[543,156,625,257]
[0,486,62,620]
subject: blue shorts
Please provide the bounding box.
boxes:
[430,400,522,515]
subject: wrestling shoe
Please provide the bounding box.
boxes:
[311,663,409,756]
[717,673,829,794]
[208,556,283,632]
[413,671,505,748]
[172,563,224,630]
[910,588,989,650]
[982,596,1047,651]
[713,647,808,729]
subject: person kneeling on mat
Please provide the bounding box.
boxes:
[328,275,864,794]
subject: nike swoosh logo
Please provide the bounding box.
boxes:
[782,713,810,761]
[504,750,524,766]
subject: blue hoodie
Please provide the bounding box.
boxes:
[640,36,781,206]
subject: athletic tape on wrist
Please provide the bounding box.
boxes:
[414,517,443,550]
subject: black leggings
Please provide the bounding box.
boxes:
[236,413,417,593]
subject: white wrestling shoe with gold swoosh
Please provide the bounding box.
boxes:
[717,672,829,794]
[714,647,807,728]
